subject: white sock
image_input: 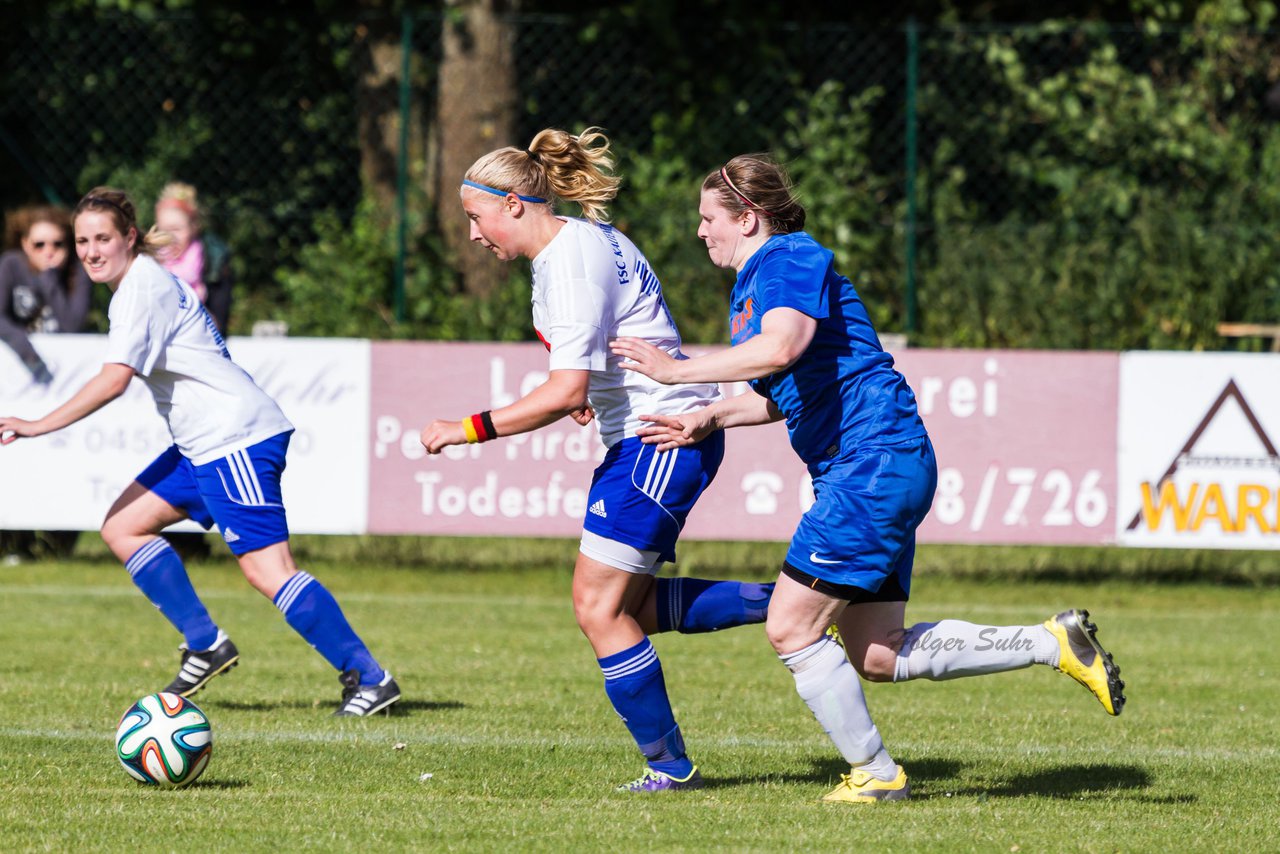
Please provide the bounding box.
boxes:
[781,635,897,781]
[893,620,1058,682]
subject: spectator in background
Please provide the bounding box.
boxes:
[1,205,91,563]
[1,204,92,383]
[153,182,232,333]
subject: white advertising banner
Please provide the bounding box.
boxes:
[10,336,1275,551]
[0,334,370,534]
[1118,352,1280,549]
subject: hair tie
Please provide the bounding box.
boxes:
[719,166,774,217]
[156,197,197,217]
[461,179,547,204]
[84,195,131,218]
[526,149,542,165]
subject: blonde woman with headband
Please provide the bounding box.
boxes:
[0,187,400,717]
[613,153,1126,804]
[420,128,774,793]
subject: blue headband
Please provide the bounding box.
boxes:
[462,179,547,204]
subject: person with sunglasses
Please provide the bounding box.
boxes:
[1,205,92,384]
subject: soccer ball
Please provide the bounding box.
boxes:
[115,692,212,788]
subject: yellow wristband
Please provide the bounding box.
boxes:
[461,417,479,444]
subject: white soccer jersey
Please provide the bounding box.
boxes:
[104,254,292,465]
[530,218,721,448]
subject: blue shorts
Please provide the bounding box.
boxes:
[784,435,936,598]
[135,432,293,556]
[582,432,725,564]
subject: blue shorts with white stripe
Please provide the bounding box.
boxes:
[582,431,724,564]
[135,431,293,555]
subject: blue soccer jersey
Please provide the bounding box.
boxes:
[728,232,926,465]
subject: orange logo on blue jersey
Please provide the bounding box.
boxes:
[730,298,755,338]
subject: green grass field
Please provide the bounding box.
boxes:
[2,538,1278,852]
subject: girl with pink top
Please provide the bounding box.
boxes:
[154,183,233,333]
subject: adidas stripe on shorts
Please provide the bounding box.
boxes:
[581,431,725,564]
[135,431,293,555]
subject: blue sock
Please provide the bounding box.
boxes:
[655,578,775,634]
[599,638,693,778]
[125,538,219,651]
[273,571,384,685]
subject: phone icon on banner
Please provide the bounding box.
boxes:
[741,471,783,515]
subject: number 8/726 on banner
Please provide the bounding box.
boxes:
[931,467,1109,532]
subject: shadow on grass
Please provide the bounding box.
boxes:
[190,778,251,790]
[702,757,965,791]
[705,759,1191,805]
[201,698,465,715]
[388,699,466,714]
[912,762,1191,803]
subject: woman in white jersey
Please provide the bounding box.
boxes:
[0,188,399,717]
[420,128,773,792]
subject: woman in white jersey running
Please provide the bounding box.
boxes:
[420,128,773,792]
[0,188,399,717]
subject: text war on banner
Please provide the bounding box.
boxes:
[1119,352,1280,549]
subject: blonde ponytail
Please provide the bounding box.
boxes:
[464,127,623,224]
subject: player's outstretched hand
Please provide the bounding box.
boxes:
[610,337,683,385]
[0,416,38,446]
[635,410,715,452]
[421,419,467,454]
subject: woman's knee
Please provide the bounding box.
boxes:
[99,514,146,559]
[100,483,183,560]
[235,542,296,599]
[765,612,825,656]
[572,587,617,636]
[237,562,275,597]
[855,645,898,682]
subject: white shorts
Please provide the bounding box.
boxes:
[579,529,663,575]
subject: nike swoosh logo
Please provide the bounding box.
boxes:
[809,552,841,565]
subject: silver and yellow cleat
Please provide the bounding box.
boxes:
[1044,609,1126,716]
[821,766,910,803]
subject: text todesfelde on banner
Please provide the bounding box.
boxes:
[367,343,1119,546]
[9,336,1273,549]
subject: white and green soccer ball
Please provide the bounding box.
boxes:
[115,692,212,787]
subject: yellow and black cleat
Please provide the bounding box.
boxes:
[821,766,911,803]
[1044,609,1126,716]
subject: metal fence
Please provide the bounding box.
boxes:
[1,12,367,274]
[4,12,1280,340]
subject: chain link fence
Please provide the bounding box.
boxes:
[1,12,365,280]
[4,11,1279,345]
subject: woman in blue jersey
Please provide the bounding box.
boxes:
[612,154,1125,803]
[0,188,399,717]
[420,128,773,793]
